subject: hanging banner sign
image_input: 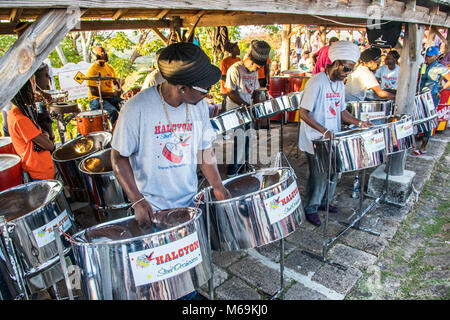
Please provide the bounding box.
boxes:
[263,181,301,225]
[129,232,202,287]
[395,119,414,140]
[363,131,386,153]
[32,210,72,248]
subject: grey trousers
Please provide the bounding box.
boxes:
[304,152,338,214]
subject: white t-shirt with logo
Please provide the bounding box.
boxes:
[298,72,346,155]
[225,61,260,110]
[345,65,380,102]
[111,86,216,210]
[375,64,400,90]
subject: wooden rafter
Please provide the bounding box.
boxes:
[112,8,128,20]
[9,8,22,23]
[156,9,170,20]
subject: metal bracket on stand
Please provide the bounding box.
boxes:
[54,227,74,300]
[95,75,108,132]
[204,189,215,301]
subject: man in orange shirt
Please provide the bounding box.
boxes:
[257,57,271,89]
[220,42,240,113]
[7,80,55,181]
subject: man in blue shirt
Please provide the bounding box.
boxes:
[414,46,450,155]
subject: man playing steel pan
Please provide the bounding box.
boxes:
[298,41,373,227]
[224,40,271,177]
[111,42,231,227]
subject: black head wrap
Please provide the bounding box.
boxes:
[360,47,382,63]
[248,40,271,66]
[158,42,221,88]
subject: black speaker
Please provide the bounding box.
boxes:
[367,21,403,48]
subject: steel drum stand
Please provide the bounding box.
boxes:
[0,216,28,300]
[301,135,386,271]
[95,78,108,132]
[204,189,215,300]
[54,227,75,300]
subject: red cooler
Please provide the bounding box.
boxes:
[436,89,450,131]
[268,76,288,121]
[0,154,22,192]
[0,137,17,155]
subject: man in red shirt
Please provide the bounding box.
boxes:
[312,37,339,74]
[7,80,55,180]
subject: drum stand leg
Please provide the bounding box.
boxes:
[205,190,215,300]
[337,169,381,237]
[301,135,348,270]
[0,217,29,300]
[96,79,107,132]
[54,227,74,300]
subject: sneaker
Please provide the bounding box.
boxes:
[306,212,321,227]
[318,205,338,213]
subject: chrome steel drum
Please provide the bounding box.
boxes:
[194,167,304,251]
[79,148,129,220]
[254,88,270,102]
[43,90,68,103]
[52,131,112,202]
[0,180,78,294]
[252,95,292,119]
[313,127,387,174]
[414,91,439,132]
[287,91,303,111]
[48,102,79,115]
[210,106,253,135]
[371,114,415,154]
[347,100,394,121]
[71,207,211,300]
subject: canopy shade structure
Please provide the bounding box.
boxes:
[0,0,448,35]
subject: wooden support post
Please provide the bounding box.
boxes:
[281,24,291,72]
[0,8,82,111]
[395,23,425,116]
[319,26,327,46]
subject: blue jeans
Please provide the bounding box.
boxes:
[178,290,197,300]
[304,152,338,214]
[89,97,122,125]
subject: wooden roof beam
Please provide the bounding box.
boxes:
[112,8,128,20]
[150,27,169,45]
[156,9,170,20]
[9,8,23,23]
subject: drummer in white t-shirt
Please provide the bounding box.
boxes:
[111,43,231,228]
[375,50,400,90]
[298,41,373,227]
[224,40,271,177]
[345,47,396,102]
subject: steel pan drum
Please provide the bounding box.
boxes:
[52,131,112,202]
[71,207,211,300]
[313,127,387,174]
[252,95,291,119]
[79,148,130,219]
[347,100,394,121]
[210,106,252,135]
[43,90,68,103]
[414,91,439,132]
[0,180,78,294]
[0,154,22,192]
[0,137,16,155]
[287,91,303,111]
[48,102,79,115]
[371,114,415,154]
[194,167,304,251]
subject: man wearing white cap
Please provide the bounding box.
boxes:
[298,41,372,227]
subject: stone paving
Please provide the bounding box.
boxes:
[38,121,449,300]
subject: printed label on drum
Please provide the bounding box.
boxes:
[363,132,386,153]
[360,111,385,121]
[263,181,301,225]
[32,210,72,248]
[129,232,203,287]
[395,120,413,140]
